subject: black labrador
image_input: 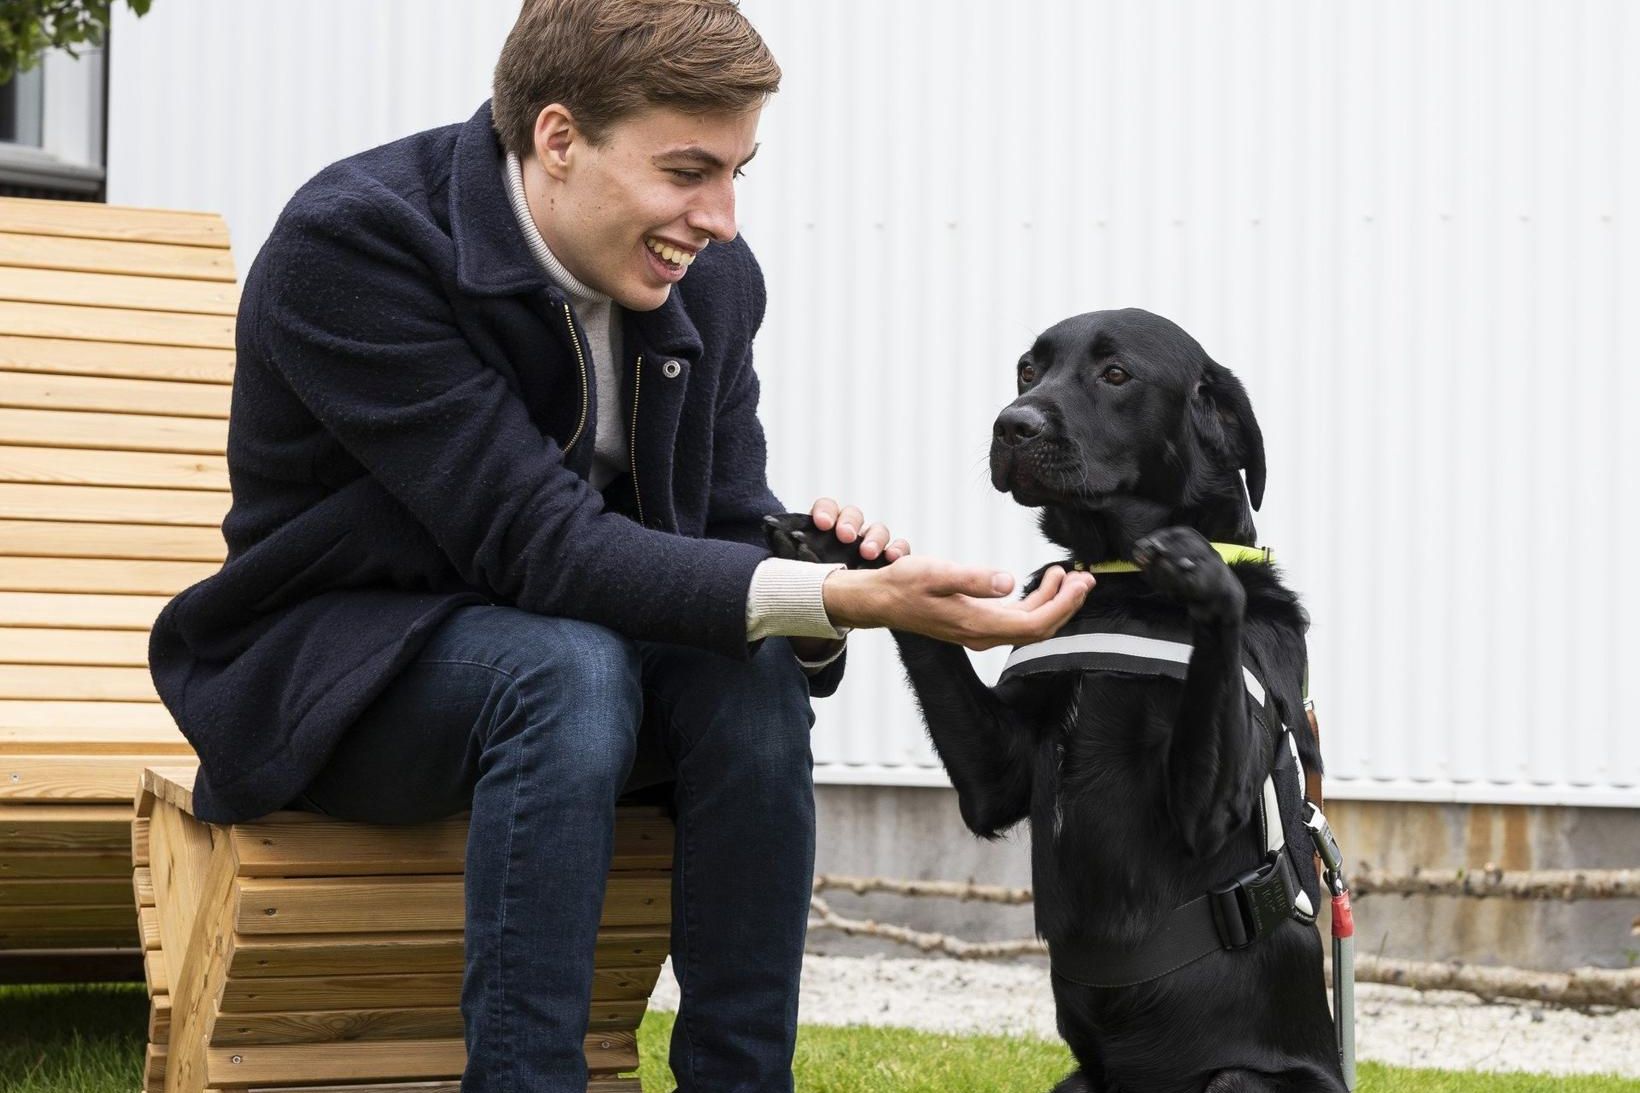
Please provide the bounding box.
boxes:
[767,308,1346,1092]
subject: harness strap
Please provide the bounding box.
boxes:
[1050,851,1304,988]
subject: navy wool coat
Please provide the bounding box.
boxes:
[149,103,842,823]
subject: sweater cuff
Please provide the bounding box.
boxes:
[746,558,848,642]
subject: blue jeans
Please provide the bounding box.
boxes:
[292,606,818,1092]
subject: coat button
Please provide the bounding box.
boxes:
[661,359,682,379]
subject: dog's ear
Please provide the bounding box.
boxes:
[1197,361,1266,510]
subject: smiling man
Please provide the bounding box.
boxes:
[148,2,1090,1091]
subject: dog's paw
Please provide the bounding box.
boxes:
[1132,526,1245,623]
[762,513,890,570]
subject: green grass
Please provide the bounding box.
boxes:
[3,983,1638,1092]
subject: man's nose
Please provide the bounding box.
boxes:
[687,180,738,243]
[993,404,1049,447]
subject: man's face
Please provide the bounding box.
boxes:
[531,103,761,311]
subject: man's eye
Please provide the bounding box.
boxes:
[669,169,704,183]
[1101,365,1130,386]
[1018,362,1037,384]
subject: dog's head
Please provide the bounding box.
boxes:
[990,308,1265,553]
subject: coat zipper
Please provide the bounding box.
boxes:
[561,302,590,453]
[630,354,645,527]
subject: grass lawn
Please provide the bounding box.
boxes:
[4,983,1638,1092]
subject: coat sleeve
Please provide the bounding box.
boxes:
[247,189,767,657]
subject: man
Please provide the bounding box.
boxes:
[149,1,1092,1089]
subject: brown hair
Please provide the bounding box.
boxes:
[491,0,780,155]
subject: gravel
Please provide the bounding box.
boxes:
[649,954,1640,1078]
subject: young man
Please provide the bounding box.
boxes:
[149,2,1091,1090]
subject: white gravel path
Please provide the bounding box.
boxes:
[650,954,1640,1079]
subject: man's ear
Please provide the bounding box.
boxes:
[1196,360,1267,510]
[533,103,579,182]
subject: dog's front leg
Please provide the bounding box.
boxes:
[1133,527,1265,858]
[890,632,1037,838]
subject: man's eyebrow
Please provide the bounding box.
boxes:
[653,143,760,170]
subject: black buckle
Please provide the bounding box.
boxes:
[1209,853,1296,949]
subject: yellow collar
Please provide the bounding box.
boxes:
[1071,543,1273,574]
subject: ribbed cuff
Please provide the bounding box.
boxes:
[746,557,847,641]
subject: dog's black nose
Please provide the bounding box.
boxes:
[994,405,1048,447]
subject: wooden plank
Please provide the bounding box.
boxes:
[0,591,168,629]
[150,992,171,1043]
[205,1034,637,1087]
[140,907,160,950]
[0,200,229,247]
[0,628,151,667]
[145,1041,166,1092]
[0,947,143,983]
[0,803,132,849]
[0,444,230,490]
[0,482,227,527]
[0,370,231,418]
[230,812,672,877]
[0,335,234,383]
[0,923,139,947]
[0,848,131,878]
[0,231,236,282]
[225,923,668,979]
[2,724,189,756]
[133,814,150,864]
[0,903,137,929]
[0,301,234,350]
[0,407,226,454]
[158,798,239,1093]
[0,519,226,561]
[145,948,169,996]
[232,1083,640,1093]
[0,877,132,906]
[0,664,165,702]
[144,765,199,814]
[217,965,661,1014]
[210,1004,465,1046]
[135,865,155,905]
[0,557,221,596]
[0,699,179,732]
[234,874,671,935]
[0,268,238,316]
[0,754,173,801]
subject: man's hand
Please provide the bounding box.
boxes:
[821,557,1094,650]
[807,497,910,564]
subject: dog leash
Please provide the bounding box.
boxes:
[1303,732,1357,1090]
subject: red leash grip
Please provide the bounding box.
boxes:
[1330,891,1355,939]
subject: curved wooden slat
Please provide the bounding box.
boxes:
[0,199,229,248]
[0,445,230,490]
[0,232,235,282]
[0,335,234,383]
[0,557,220,595]
[0,301,234,350]
[0,408,226,454]
[0,665,164,703]
[0,371,231,418]
[0,483,229,526]
[0,520,227,562]
[0,268,238,316]
[0,628,152,667]
[0,591,167,629]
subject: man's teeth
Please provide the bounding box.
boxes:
[646,238,695,268]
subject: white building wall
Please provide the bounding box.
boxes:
[107,1,1639,806]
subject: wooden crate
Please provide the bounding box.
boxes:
[0,197,236,980]
[135,766,672,1093]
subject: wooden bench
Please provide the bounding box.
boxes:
[135,766,672,1092]
[0,196,235,982]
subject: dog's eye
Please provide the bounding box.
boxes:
[1018,362,1037,385]
[1101,365,1131,386]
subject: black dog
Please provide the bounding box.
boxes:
[768,309,1345,1092]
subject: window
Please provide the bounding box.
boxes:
[0,45,106,201]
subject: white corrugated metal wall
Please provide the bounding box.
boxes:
[107,1,1638,806]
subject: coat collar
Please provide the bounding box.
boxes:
[449,100,703,362]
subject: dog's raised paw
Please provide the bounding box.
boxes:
[762,513,890,570]
[1132,526,1245,622]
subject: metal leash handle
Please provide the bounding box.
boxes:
[1304,800,1356,1091]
